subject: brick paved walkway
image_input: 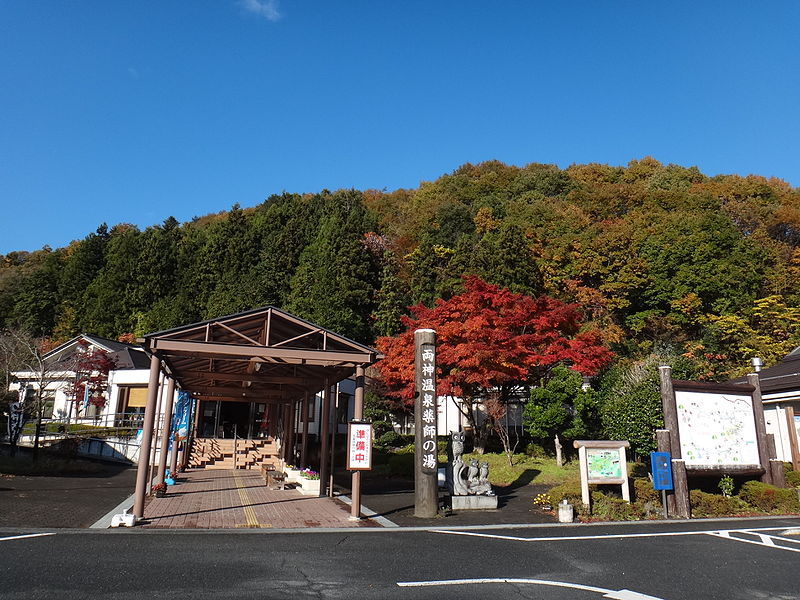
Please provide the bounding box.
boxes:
[142,469,377,529]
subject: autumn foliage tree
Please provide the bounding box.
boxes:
[62,339,116,420]
[375,276,613,455]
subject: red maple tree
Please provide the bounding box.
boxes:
[63,340,117,419]
[375,276,613,453]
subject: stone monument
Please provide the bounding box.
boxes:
[448,431,498,510]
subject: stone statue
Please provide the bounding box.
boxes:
[448,432,494,497]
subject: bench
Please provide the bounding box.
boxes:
[261,462,286,490]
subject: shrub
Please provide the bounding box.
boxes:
[690,490,747,517]
[739,480,800,513]
[547,480,583,506]
[633,478,659,504]
[376,431,404,448]
[786,470,800,488]
[525,443,549,458]
[591,491,640,521]
[387,452,414,477]
[394,443,415,455]
[370,420,394,438]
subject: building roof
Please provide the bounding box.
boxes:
[729,347,800,394]
[141,306,380,403]
[44,334,148,371]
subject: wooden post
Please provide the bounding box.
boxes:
[659,367,682,458]
[656,429,677,516]
[300,391,310,469]
[659,366,690,517]
[748,373,772,484]
[133,355,161,520]
[767,433,786,487]
[147,374,166,494]
[578,445,590,510]
[319,380,331,497]
[350,365,365,520]
[785,407,800,472]
[156,377,176,485]
[672,459,690,518]
[328,386,337,497]
[285,399,296,465]
[414,329,438,518]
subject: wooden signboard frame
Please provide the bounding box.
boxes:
[573,440,631,512]
[658,367,786,518]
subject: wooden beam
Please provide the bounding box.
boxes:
[151,338,375,365]
[187,384,291,398]
[178,370,316,385]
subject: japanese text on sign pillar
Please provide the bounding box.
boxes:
[419,344,437,473]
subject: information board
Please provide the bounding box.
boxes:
[675,390,760,467]
[587,448,623,480]
[346,422,373,470]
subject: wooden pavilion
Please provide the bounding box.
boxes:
[131,306,380,521]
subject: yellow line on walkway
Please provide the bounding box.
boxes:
[234,471,260,527]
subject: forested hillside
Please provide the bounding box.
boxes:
[3,157,799,381]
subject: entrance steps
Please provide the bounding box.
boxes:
[188,438,281,470]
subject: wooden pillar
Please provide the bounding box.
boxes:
[672,459,690,518]
[133,355,162,520]
[414,329,438,518]
[284,400,297,465]
[328,383,338,497]
[658,366,689,518]
[156,378,176,485]
[319,381,331,497]
[785,407,800,472]
[767,433,787,487]
[147,374,166,495]
[747,373,772,484]
[350,365,366,520]
[282,403,292,462]
[300,392,310,469]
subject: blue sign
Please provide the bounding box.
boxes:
[650,452,673,491]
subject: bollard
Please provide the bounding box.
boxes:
[558,499,574,523]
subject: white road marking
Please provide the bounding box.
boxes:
[707,530,800,554]
[396,577,663,599]
[431,525,791,543]
[0,533,56,542]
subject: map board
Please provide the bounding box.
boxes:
[586,448,623,480]
[675,390,760,467]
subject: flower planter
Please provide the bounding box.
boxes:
[285,468,302,484]
[298,478,321,495]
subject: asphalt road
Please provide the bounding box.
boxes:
[2,517,799,599]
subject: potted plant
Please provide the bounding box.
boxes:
[298,468,321,495]
[284,464,302,484]
[151,483,167,498]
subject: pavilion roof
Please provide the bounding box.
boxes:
[140,306,380,403]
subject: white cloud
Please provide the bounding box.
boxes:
[240,0,282,22]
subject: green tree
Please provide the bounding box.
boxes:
[287,191,378,342]
[599,348,697,457]
[524,365,600,465]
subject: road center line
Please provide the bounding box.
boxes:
[0,533,57,542]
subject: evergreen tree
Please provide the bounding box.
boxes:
[287,191,377,342]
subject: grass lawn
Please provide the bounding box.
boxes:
[457,452,580,487]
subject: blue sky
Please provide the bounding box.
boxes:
[1,1,798,254]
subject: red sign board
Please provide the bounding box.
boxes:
[347,422,373,470]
